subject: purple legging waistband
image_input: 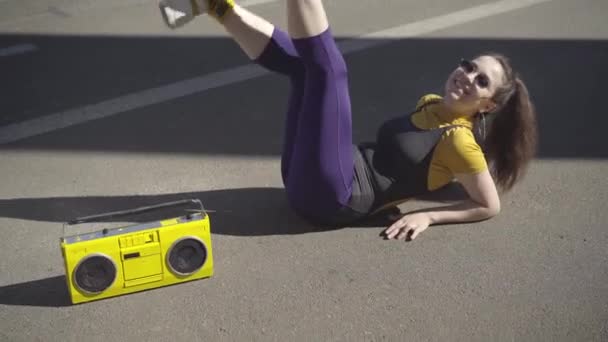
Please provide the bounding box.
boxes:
[254,27,355,220]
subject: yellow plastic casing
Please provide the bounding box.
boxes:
[60,213,213,304]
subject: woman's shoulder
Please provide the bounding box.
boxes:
[437,128,488,174]
[442,127,481,151]
[415,94,443,111]
[411,94,443,129]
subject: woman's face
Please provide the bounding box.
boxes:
[443,55,506,116]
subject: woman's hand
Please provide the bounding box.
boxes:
[383,212,431,241]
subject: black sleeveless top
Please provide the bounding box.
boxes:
[325,113,458,226]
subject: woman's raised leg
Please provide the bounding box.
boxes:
[222,5,311,183]
[287,0,329,38]
[160,0,304,74]
[219,4,273,60]
[283,0,355,219]
[218,4,308,182]
[160,0,307,182]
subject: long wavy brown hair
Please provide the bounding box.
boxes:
[476,53,538,192]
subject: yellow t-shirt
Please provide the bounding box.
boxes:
[410,94,488,190]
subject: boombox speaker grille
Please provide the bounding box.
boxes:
[74,254,117,294]
[167,237,207,276]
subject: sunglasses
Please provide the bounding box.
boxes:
[459,59,490,89]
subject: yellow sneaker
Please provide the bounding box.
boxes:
[207,0,235,20]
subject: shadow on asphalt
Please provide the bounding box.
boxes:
[0,188,316,235]
[0,276,71,307]
[0,183,467,234]
[0,184,467,308]
[0,34,606,158]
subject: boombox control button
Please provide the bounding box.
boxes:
[119,237,133,248]
[133,235,144,246]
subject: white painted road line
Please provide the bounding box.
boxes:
[0,43,38,57]
[340,0,554,52]
[0,0,555,145]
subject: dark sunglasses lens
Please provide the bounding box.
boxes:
[460,59,474,73]
[477,75,489,88]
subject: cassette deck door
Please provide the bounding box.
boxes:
[119,231,162,286]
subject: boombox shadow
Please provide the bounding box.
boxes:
[0,276,71,307]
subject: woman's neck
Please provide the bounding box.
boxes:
[439,100,475,122]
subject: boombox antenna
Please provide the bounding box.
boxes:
[185,208,218,213]
[62,199,206,238]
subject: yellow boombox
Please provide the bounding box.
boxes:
[60,199,213,304]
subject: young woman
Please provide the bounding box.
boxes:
[159,0,537,240]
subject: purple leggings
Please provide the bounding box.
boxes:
[254,27,354,220]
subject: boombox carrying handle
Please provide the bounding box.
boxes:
[65,199,205,226]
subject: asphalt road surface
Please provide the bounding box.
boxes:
[1,0,607,341]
